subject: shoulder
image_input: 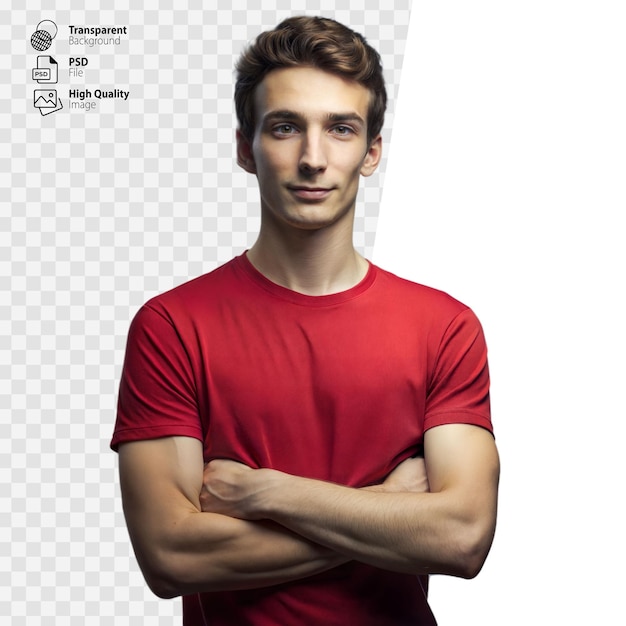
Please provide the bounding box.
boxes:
[372,264,475,322]
[138,256,243,323]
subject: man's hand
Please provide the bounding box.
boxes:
[367,456,430,493]
[200,459,276,519]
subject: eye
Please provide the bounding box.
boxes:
[273,124,298,136]
[332,125,354,137]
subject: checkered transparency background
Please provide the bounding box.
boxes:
[1,1,411,623]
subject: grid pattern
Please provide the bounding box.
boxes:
[2,0,412,623]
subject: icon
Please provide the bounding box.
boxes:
[33,89,63,116]
[32,55,58,84]
[31,20,58,51]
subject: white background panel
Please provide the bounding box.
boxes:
[376,2,626,623]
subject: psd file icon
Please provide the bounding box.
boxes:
[34,89,63,116]
[32,56,58,84]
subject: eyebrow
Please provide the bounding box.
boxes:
[262,110,365,125]
[326,112,365,125]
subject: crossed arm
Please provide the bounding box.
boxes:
[118,424,499,599]
[119,436,349,598]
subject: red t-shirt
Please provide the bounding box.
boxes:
[112,253,492,625]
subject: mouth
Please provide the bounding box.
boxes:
[287,186,334,201]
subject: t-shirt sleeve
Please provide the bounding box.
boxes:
[424,307,493,434]
[110,304,203,451]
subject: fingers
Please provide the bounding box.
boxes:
[383,457,430,493]
[199,460,259,518]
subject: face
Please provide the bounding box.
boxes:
[237,66,382,232]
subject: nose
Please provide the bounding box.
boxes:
[299,130,327,174]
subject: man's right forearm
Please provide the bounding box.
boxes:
[135,510,348,598]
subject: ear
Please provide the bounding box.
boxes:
[360,134,382,177]
[236,130,257,174]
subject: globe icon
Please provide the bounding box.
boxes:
[31,29,52,51]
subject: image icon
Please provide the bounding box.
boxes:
[33,89,63,116]
[30,20,58,51]
[32,55,58,84]
[34,89,56,108]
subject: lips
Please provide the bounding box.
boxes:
[288,186,334,201]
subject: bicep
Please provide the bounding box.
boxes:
[118,437,205,573]
[424,424,500,524]
[119,435,204,511]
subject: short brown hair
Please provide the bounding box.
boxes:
[235,16,387,144]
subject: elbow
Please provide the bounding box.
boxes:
[419,516,494,579]
[148,579,179,600]
[454,547,487,580]
[450,522,495,579]
[141,561,184,599]
[135,548,196,599]
[138,547,228,598]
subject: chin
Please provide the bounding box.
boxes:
[285,212,348,231]
[285,204,353,229]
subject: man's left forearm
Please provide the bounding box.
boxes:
[238,469,484,578]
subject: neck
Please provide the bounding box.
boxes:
[247,215,368,296]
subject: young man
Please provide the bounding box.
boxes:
[111,16,499,625]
